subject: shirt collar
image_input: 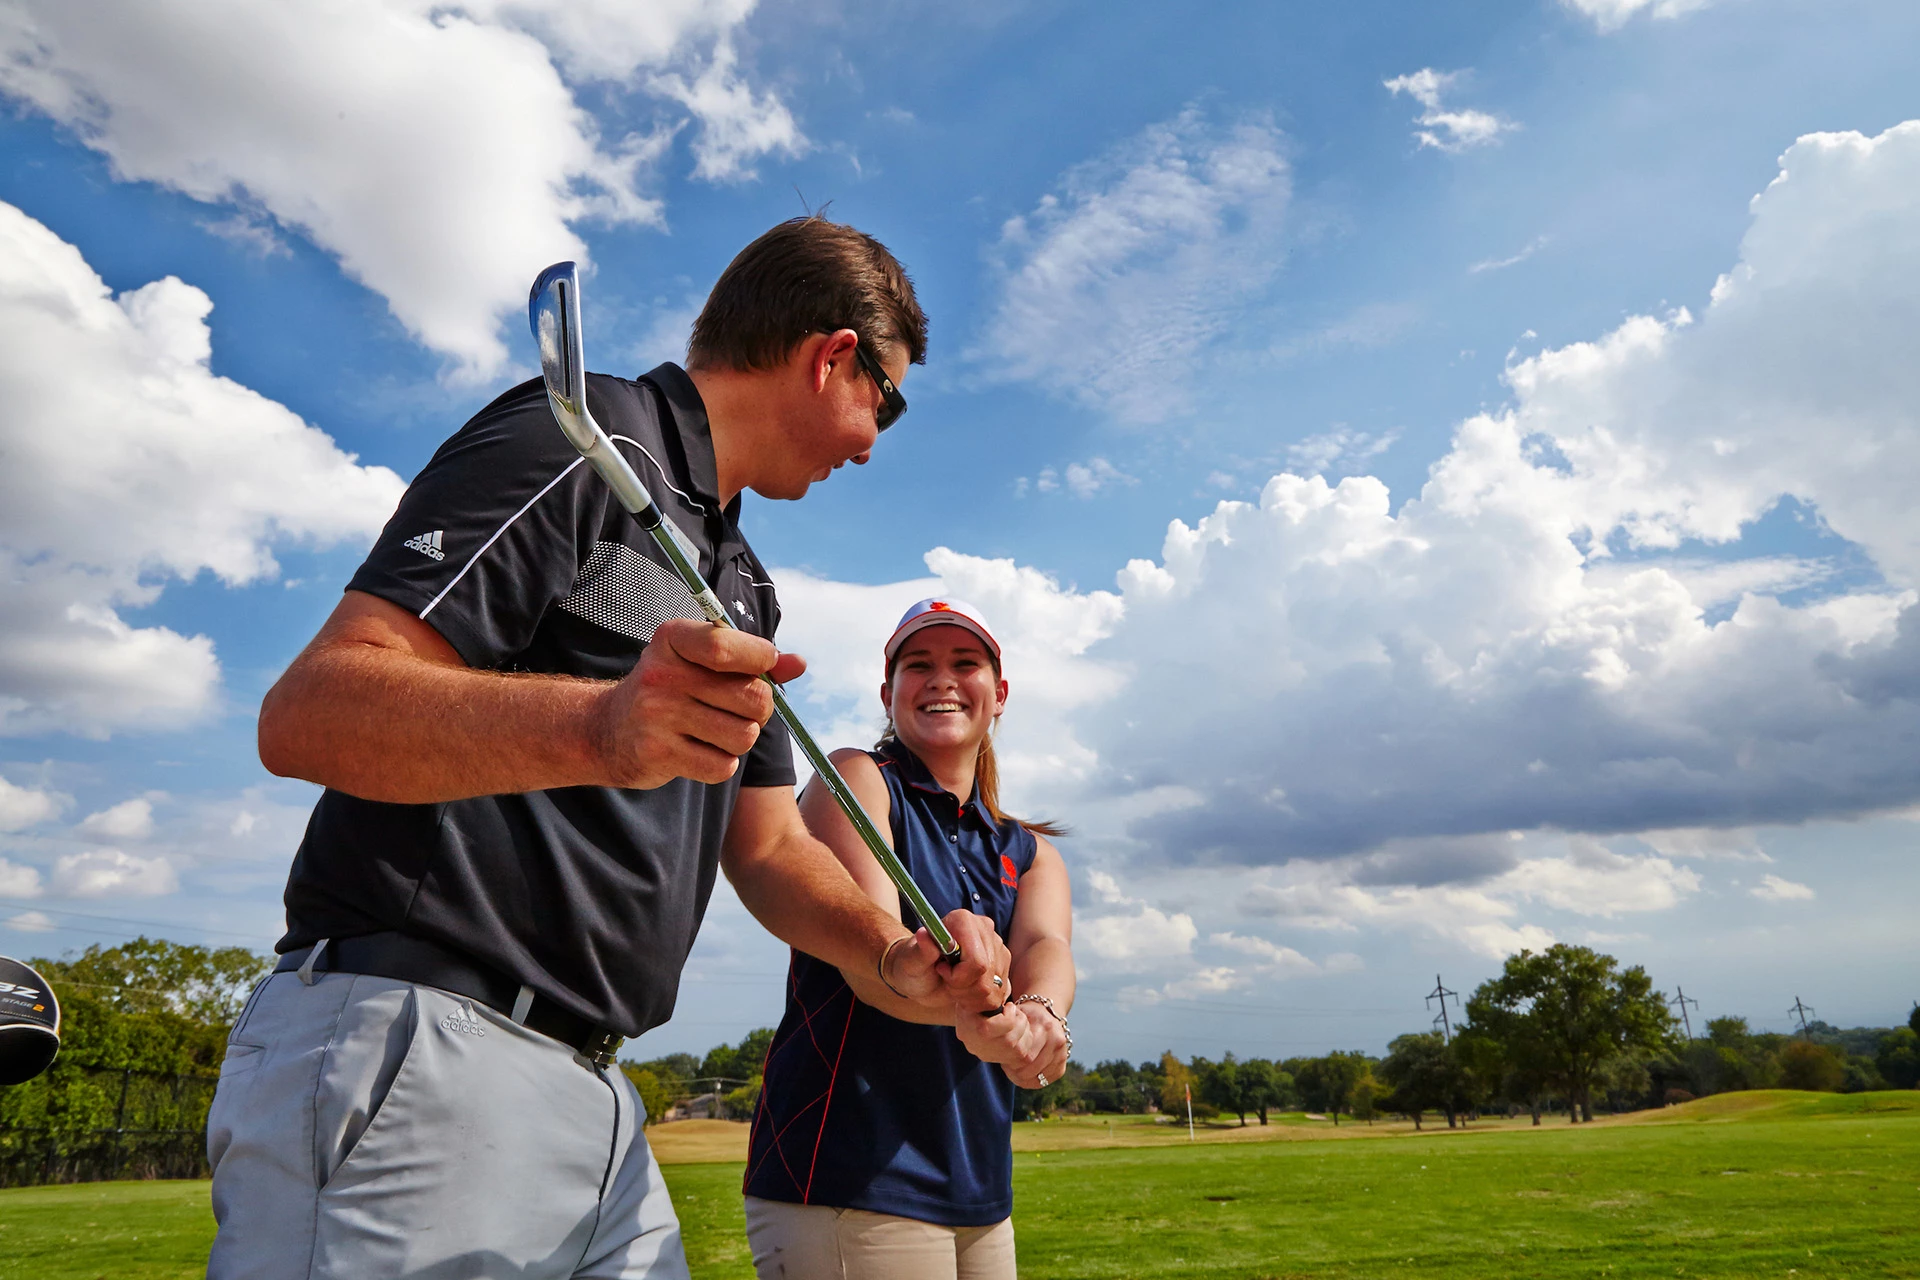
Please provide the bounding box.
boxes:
[640,362,721,509]
[880,739,988,819]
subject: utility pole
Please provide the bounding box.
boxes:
[1671,986,1699,1040]
[1426,974,1458,1043]
[1789,996,1815,1038]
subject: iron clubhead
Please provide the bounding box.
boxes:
[529,261,602,456]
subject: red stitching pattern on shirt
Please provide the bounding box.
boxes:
[743,955,859,1198]
[803,986,857,1204]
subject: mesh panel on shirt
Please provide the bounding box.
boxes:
[558,540,703,641]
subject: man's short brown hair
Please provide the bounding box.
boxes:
[687,217,927,372]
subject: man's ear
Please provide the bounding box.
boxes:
[811,328,860,393]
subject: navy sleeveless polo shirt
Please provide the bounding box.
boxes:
[743,741,1038,1226]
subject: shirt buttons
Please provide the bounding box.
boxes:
[949,833,958,843]
[971,893,981,902]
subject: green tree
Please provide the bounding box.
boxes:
[1463,944,1672,1123]
[1199,1054,1247,1125]
[1378,1032,1451,1129]
[1349,1067,1388,1125]
[700,1028,774,1087]
[1087,1059,1153,1113]
[1238,1059,1285,1124]
[1778,1040,1845,1092]
[621,1066,678,1126]
[1157,1051,1195,1116]
[641,1052,701,1082]
[36,937,271,1024]
[724,1078,762,1119]
[1593,1050,1655,1113]
[1294,1052,1368,1126]
[1876,1027,1920,1090]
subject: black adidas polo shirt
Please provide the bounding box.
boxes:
[278,363,795,1038]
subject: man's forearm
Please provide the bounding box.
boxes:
[840,963,955,1025]
[260,641,607,803]
[725,827,902,976]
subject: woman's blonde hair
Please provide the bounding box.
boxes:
[879,650,1068,838]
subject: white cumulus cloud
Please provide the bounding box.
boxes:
[1561,0,1715,34]
[1079,905,1198,967]
[971,107,1291,422]
[1084,121,1920,868]
[1494,843,1701,916]
[0,775,61,832]
[0,859,43,898]
[1751,873,1815,902]
[1384,69,1517,153]
[0,1,797,377]
[0,204,405,735]
[78,797,157,840]
[50,848,179,899]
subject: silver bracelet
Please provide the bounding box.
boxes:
[1011,993,1072,1057]
[878,935,913,998]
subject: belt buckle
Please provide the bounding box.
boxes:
[584,1030,623,1067]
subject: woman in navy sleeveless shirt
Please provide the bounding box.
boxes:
[743,598,1075,1279]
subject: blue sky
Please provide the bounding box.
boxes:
[0,0,1916,1063]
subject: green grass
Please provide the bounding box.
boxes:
[1,1092,1915,1279]
[0,1180,213,1280]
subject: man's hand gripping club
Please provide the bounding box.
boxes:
[590,617,804,790]
[876,909,1014,1016]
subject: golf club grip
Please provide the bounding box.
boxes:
[571,422,962,958]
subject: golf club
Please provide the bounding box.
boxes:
[528,262,962,960]
[0,955,60,1086]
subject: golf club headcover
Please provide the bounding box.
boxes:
[0,955,60,1085]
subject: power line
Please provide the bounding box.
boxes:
[1671,985,1699,1040]
[0,899,275,943]
[1425,974,1458,1043]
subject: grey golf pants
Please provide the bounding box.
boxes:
[205,969,689,1280]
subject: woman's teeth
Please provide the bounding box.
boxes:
[920,701,964,714]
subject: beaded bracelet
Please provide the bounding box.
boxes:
[1011,993,1072,1057]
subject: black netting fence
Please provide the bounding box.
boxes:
[0,1061,218,1187]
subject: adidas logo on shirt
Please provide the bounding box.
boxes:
[404,530,446,561]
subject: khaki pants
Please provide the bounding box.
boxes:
[743,1196,1016,1280]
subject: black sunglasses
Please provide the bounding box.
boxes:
[851,340,908,432]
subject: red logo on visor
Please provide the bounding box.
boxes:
[1000,855,1019,888]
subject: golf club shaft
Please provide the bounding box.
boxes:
[563,408,961,959]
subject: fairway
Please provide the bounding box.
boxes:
[0,1092,1913,1278]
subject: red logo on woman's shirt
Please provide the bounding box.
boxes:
[1000,855,1019,888]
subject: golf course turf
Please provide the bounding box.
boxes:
[0,1091,1913,1278]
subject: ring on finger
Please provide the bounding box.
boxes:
[1037,1072,1048,1087]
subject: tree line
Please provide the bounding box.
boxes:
[5,938,1915,1153]
[1001,945,1920,1128]
[0,938,272,1184]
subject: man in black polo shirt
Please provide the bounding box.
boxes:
[204,219,1011,1280]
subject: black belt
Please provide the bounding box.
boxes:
[275,932,624,1067]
